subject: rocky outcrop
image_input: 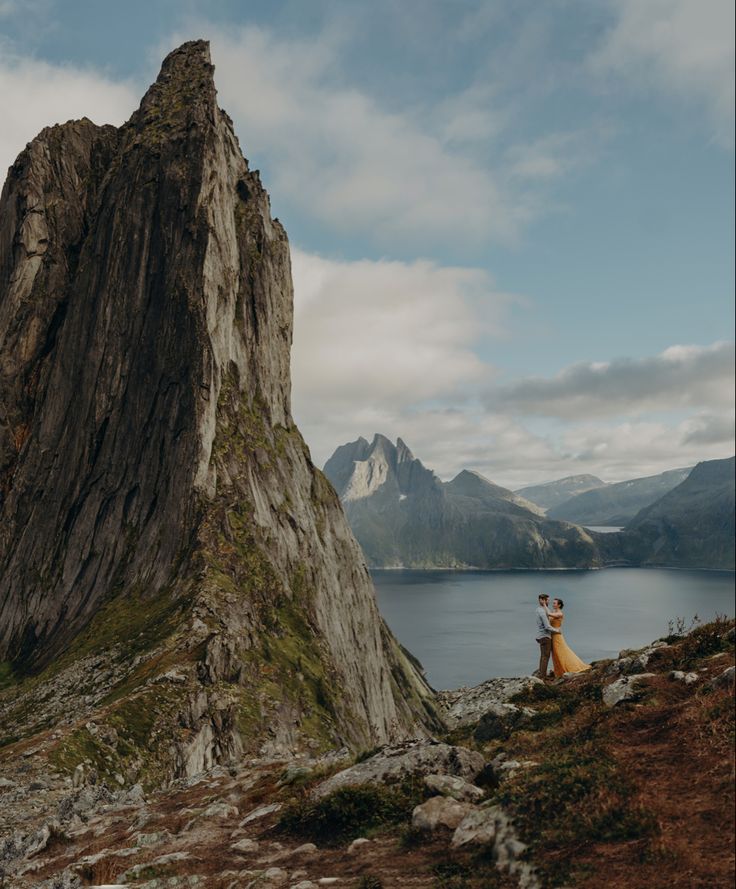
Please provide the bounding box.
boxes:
[324,435,602,568]
[0,41,439,783]
[311,740,485,798]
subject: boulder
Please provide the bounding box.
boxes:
[232,838,259,853]
[602,674,656,707]
[472,702,535,741]
[411,796,475,831]
[424,774,485,803]
[312,741,484,798]
[670,670,699,685]
[451,806,499,847]
[438,677,543,729]
[713,665,735,689]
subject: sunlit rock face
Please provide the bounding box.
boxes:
[0,41,439,777]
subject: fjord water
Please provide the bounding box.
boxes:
[372,568,735,690]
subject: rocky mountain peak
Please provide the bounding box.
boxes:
[132,40,217,141]
[0,43,437,782]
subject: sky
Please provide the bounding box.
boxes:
[1,0,733,488]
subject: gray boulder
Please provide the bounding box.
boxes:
[713,665,735,689]
[438,677,543,729]
[411,796,475,831]
[472,702,535,741]
[424,774,485,803]
[602,674,656,707]
[312,741,484,798]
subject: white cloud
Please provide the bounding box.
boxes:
[290,248,518,464]
[203,25,530,247]
[149,23,598,249]
[289,249,734,488]
[489,342,735,419]
[0,48,137,178]
[594,0,735,145]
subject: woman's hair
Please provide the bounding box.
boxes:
[554,598,564,609]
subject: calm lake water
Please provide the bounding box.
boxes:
[372,568,735,690]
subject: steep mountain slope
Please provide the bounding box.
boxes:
[548,467,692,526]
[610,457,735,569]
[324,435,600,568]
[514,475,606,511]
[0,42,438,785]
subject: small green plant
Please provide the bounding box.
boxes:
[278,778,424,845]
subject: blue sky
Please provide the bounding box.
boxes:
[1,0,733,486]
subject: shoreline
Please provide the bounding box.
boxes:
[369,565,736,575]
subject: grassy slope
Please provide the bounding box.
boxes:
[448,616,735,888]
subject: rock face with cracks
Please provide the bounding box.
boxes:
[0,41,439,783]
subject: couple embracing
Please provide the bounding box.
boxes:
[535,593,591,680]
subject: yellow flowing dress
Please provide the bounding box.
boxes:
[550,614,591,678]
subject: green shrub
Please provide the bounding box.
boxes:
[278,778,424,845]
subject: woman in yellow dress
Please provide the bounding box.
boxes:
[548,598,591,678]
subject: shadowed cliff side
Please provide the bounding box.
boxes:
[0,41,440,784]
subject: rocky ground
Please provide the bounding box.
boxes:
[1,618,733,889]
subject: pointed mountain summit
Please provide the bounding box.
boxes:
[324,436,601,568]
[0,42,437,783]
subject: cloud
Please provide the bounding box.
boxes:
[289,249,517,463]
[149,22,599,250]
[593,0,735,145]
[0,48,137,178]
[289,250,734,487]
[489,342,735,419]
[202,26,532,248]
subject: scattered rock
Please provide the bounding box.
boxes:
[602,674,656,707]
[713,665,735,689]
[232,837,260,853]
[451,806,499,847]
[240,802,282,825]
[472,702,535,741]
[424,773,485,803]
[347,837,370,853]
[312,741,484,798]
[412,796,475,831]
[119,851,190,882]
[292,842,318,855]
[438,677,543,728]
[670,669,700,685]
[202,801,239,819]
[135,830,173,848]
[262,866,288,884]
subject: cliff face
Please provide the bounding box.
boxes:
[0,42,439,781]
[324,435,601,569]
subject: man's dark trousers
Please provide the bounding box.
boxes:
[537,636,552,678]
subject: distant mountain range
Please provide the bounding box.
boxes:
[324,436,735,571]
[323,435,599,569]
[545,467,693,526]
[515,475,606,511]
